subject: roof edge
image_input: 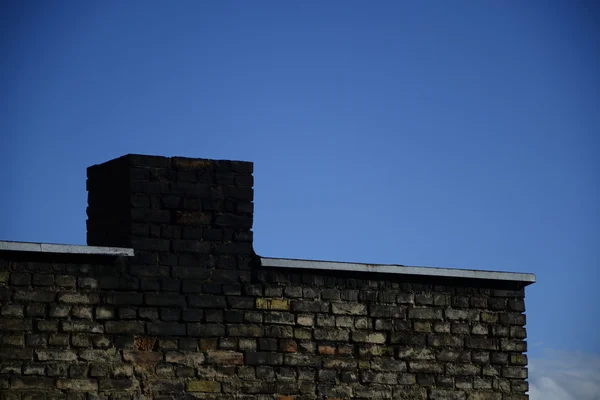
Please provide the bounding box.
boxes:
[0,240,135,257]
[260,257,536,285]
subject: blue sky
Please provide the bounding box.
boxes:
[1,1,598,394]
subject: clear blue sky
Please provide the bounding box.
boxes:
[1,0,598,364]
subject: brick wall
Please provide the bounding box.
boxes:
[0,154,530,399]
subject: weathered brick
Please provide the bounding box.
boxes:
[408,308,443,320]
[370,304,405,318]
[224,324,262,337]
[331,302,367,315]
[503,366,527,379]
[500,339,527,352]
[256,298,290,310]
[10,272,32,286]
[14,290,56,303]
[0,318,33,331]
[408,361,444,374]
[397,347,435,360]
[58,293,99,304]
[25,304,45,318]
[165,351,205,366]
[466,337,498,351]
[56,378,98,391]
[352,331,386,344]
[1,305,24,317]
[430,390,466,400]
[499,312,526,326]
[36,350,77,361]
[148,323,186,336]
[314,329,349,341]
[245,352,283,365]
[105,321,144,334]
[187,380,221,392]
[10,376,54,390]
[187,323,225,337]
[284,354,320,367]
[188,295,227,308]
[291,300,329,313]
[446,363,481,376]
[51,319,93,335]
[428,334,463,348]
[206,351,243,365]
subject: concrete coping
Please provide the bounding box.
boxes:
[0,240,135,257]
[260,257,536,285]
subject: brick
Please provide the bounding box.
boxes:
[188,295,227,308]
[500,312,526,326]
[371,358,407,372]
[284,354,320,367]
[331,302,367,315]
[24,304,44,318]
[10,376,54,390]
[500,339,527,352]
[0,318,33,331]
[227,324,264,337]
[430,390,466,400]
[3,334,24,346]
[397,347,435,360]
[428,334,463,347]
[56,378,98,391]
[370,304,405,318]
[36,350,77,361]
[123,350,163,364]
[1,305,24,317]
[105,292,143,305]
[187,380,221,392]
[165,351,205,366]
[36,320,58,332]
[49,334,70,346]
[10,272,31,286]
[187,323,225,337]
[71,306,93,319]
[245,352,283,365]
[105,321,144,334]
[446,363,481,375]
[408,308,443,320]
[59,320,102,334]
[32,274,54,286]
[14,290,56,303]
[57,293,99,304]
[148,323,186,336]
[206,351,243,365]
[314,329,349,341]
[145,293,185,307]
[95,306,115,319]
[55,275,76,287]
[228,296,257,309]
[503,366,527,379]
[408,361,444,374]
[466,337,498,350]
[264,311,295,325]
[98,378,133,391]
[352,331,386,344]
[256,298,290,310]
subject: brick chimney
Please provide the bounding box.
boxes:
[86,154,256,281]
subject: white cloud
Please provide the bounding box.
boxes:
[529,349,600,400]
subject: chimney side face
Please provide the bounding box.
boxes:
[86,154,255,271]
